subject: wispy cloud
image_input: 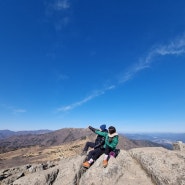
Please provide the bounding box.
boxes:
[44,0,71,31]
[53,0,70,10]
[13,109,27,114]
[57,35,185,112]
[119,34,185,83]
[57,85,115,112]
[1,104,27,115]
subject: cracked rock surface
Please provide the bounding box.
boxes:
[0,147,185,185]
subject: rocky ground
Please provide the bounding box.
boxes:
[0,146,185,185]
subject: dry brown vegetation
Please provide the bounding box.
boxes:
[0,138,87,170]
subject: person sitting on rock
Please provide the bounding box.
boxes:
[81,124,108,155]
[82,125,119,168]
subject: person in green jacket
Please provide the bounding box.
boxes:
[82,125,119,168]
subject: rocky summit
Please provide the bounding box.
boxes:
[0,142,185,185]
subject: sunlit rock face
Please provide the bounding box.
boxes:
[0,145,184,185]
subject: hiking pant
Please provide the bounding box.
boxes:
[83,141,95,152]
[87,145,113,161]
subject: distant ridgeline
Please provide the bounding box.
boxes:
[123,133,185,142]
[123,132,185,148]
[0,130,53,140]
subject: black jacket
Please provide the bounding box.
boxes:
[89,126,108,149]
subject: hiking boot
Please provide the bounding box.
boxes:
[103,160,108,168]
[83,161,90,168]
[81,151,87,156]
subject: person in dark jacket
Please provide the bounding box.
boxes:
[81,124,107,155]
[82,125,119,168]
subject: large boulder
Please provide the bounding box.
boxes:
[79,150,154,185]
[12,156,85,185]
[13,167,59,185]
[129,147,185,185]
[173,141,185,151]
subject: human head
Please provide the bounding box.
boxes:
[108,126,116,134]
[100,124,106,131]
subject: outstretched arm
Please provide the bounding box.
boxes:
[95,130,107,137]
[88,126,98,133]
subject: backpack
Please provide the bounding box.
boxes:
[114,148,120,157]
[109,148,120,158]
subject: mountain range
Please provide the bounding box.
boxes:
[1,129,183,154]
[0,129,52,140]
[0,128,165,154]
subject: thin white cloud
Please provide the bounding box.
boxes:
[0,104,13,110]
[57,34,185,112]
[45,0,70,15]
[13,109,27,114]
[44,0,71,31]
[57,85,115,112]
[53,0,70,10]
[156,37,185,56]
[119,34,185,84]
[1,104,27,114]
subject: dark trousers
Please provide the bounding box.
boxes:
[83,141,95,151]
[87,146,113,161]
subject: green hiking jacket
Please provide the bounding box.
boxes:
[95,130,119,150]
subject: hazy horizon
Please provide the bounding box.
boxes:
[0,128,185,134]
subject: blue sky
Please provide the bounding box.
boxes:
[0,0,185,132]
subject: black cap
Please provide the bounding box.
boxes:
[108,126,116,134]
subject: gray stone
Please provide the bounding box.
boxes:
[173,141,185,151]
[13,168,59,185]
[129,147,185,185]
[1,146,185,185]
[79,150,154,185]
